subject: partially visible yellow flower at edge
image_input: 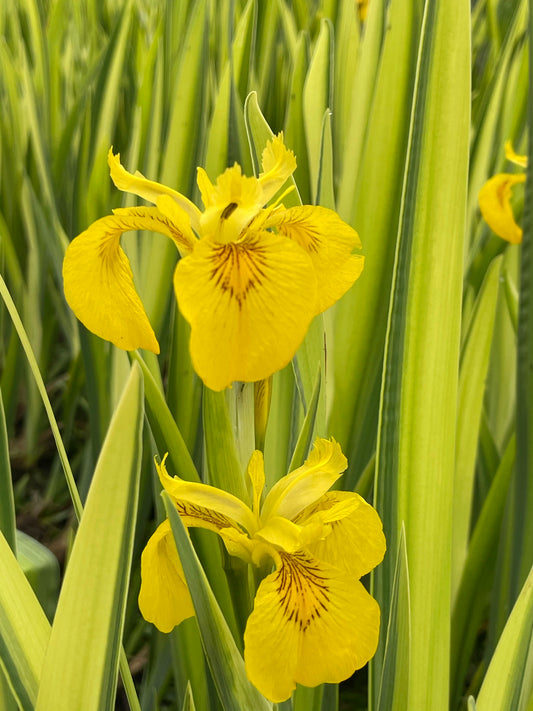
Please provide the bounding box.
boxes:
[62,134,364,390]
[138,438,386,703]
[478,141,527,244]
[357,0,370,22]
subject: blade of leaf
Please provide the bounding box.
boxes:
[0,391,15,553]
[162,492,272,711]
[0,274,83,519]
[302,18,333,202]
[284,34,311,204]
[330,0,419,487]
[373,0,470,707]
[0,666,19,711]
[511,0,533,605]
[16,531,59,623]
[288,366,321,472]
[0,530,50,711]
[35,363,144,711]
[452,255,502,596]
[131,352,200,483]
[476,565,533,711]
[182,682,197,711]
[451,435,516,705]
[376,525,410,711]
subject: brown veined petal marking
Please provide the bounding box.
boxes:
[243,551,381,702]
[174,230,317,391]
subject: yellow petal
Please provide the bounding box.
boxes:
[261,438,347,523]
[138,520,194,633]
[271,205,364,313]
[174,230,317,391]
[155,195,197,252]
[218,527,273,567]
[155,455,257,534]
[504,140,528,168]
[258,133,297,203]
[197,165,264,241]
[247,450,265,517]
[301,491,386,578]
[479,173,525,244]
[62,207,179,352]
[108,149,201,230]
[255,516,304,553]
[244,551,380,702]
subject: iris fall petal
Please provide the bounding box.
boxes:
[138,520,194,633]
[271,205,364,313]
[62,207,173,352]
[479,173,525,244]
[174,230,317,391]
[244,551,380,702]
[302,491,386,578]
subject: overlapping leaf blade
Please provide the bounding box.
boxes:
[374,1,470,707]
[0,531,50,711]
[163,492,272,711]
[35,363,144,711]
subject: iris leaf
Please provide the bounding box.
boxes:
[35,363,144,711]
[163,492,272,711]
[0,531,50,711]
[373,0,470,707]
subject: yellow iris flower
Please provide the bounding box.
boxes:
[63,135,364,390]
[478,141,527,244]
[138,438,386,702]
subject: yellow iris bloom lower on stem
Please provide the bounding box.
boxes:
[63,134,364,390]
[138,438,386,702]
[479,141,527,244]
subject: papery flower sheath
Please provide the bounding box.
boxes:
[63,135,364,390]
[138,438,386,702]
[479,141,527,244]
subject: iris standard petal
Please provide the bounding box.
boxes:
[174,230,317,391]
[138,519,194,633]
[247,450,265,517]
[255,516,304,553]
[504,141,528,168]
[217,527,275,568]
[479,173,525,244]
[62,207,184,352]
[261,438,347,523]
[258,133,297,203]
[156,455,257,534]
[271,205,364,313]
[197,165,264,240]
[301,491,386,579]
[244,551,380,702]
[108,149,201,230]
